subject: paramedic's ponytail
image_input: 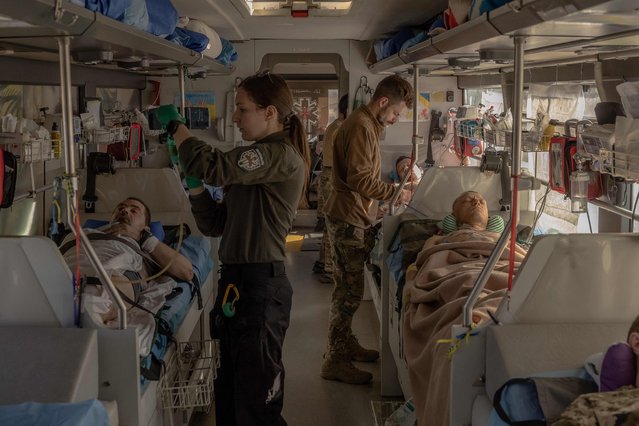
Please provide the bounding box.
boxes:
[286,113,311,204]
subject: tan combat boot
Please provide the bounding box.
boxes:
[321,357,373,384]
[348,335,380,362]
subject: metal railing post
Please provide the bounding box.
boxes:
[57,36,127,329]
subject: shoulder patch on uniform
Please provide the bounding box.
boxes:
[238,148,264,171]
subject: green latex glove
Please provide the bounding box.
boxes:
[185,176,203,189]
[155,104,185,128]
[167,136,179,166]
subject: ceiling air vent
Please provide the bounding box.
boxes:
[73,50,113,65]
[448,57,480,69]
[479,49,514,64]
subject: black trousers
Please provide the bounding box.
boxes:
[211,262,293,426]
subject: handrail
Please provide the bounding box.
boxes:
[462,218,512,326]
[389,164,413,216]
[462,35,525,328]
[57,36,127,329]
[13,184,55,202]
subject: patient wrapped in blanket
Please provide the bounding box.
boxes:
[402,191,528,425]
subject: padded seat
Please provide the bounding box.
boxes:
[0,327,99,404]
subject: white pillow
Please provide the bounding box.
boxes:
[185,19,223,58]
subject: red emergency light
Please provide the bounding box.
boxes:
[291,0,309,17]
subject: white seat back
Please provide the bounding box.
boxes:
[0,236,74,327]
[497,233,639,324]
[409,166,533,222]
[81,167,199,234]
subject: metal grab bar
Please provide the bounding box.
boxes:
[462,35,525,328]
[389,166,414,216]
[462,218,512,327]
[57,37,127,329]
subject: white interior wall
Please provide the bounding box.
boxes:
[152,41,460,153]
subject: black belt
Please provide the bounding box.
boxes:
[221,261,285,278]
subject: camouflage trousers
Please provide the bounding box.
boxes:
[552,386,639,426]
[325,217,377,359]
[317,168,334,272]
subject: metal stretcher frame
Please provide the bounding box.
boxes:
[75,168,220,426]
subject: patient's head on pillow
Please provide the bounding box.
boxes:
[394,156,422,183]
[452,191,488,231]
[111,197,151,228]
[600,315,639,391]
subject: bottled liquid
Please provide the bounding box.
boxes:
[51,122,61,159]
[385,399,416,426]
[539,119,558,151]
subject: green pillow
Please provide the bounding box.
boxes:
[438,213,505,234]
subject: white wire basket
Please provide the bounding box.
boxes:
[1,139,53,163]
[599,149,639,181]
[83,126,130,144]
[484,128,512,147]
[522,132,552,152]
[456,120,484,141]
[159,339,220,411]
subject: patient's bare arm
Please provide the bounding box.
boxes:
[107,223,194,282]
[147,240,194,282]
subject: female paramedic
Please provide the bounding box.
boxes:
[156,71,310,426]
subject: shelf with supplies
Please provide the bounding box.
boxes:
[484,128,512,148]
[522,132,552,152]
[599,149,639,182]
[159,339,220,411]
[0,133,57,163]
[0,0,234,76]
[368,0,639,75]
[82,127,130,145]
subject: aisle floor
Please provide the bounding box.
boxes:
[192,237,396,425]
[282,250,383,426]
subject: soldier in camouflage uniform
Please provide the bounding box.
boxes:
[321,76,414,385]
[552,386,639,425]
[157,71,310,426]
[313,94,348,283]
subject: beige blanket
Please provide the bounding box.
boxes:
[402,228,528,425]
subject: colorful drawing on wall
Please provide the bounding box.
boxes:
[432,91,446,103]
[174,92,216,120]
[400,92,430,122]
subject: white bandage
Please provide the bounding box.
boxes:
[141,235,160,253]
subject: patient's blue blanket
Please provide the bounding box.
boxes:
[141,235,215,385]
[0,399,109,426]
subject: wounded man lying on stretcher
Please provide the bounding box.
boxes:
[402,191,528,426]
[60,197,194,356]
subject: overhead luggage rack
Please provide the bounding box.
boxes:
[368,0,639,75]
[0,0,234,76]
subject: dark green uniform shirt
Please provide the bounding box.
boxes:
[179,131,305,264]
